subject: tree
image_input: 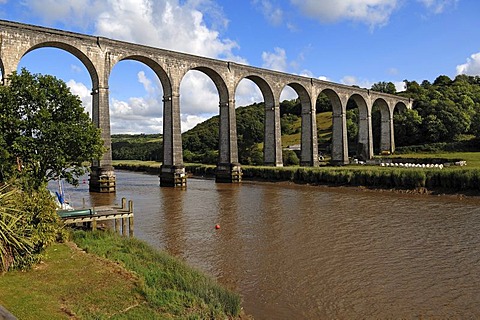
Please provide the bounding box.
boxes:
[0,69,104,189]
[371,81,397,94]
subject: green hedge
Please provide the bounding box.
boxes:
[114,162,480,192]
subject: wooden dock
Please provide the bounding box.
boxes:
[61,198,134,236]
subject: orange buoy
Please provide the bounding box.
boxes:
[215,224,220,230]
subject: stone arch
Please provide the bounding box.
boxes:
[115,55,172,97]
[181,66,237,173]
[24,41,99,88]
[318,88,348,164]
[282,82,316,166]
[234,75,275,106]
[394,101,408,113]
[189,66,229,103]
[234,75,280,166]
[348,93,372,160]
[373,98,393,154]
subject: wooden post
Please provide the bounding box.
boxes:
[121,197,127,210]
[92,218,97,231]
[128,200,134,237]
[122,217,127,236]
[115,218,120,234]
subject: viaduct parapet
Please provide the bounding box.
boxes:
[0,20,412,191]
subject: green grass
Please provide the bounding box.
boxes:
[385,152,480,169]
[0,231,242,319]
[281,111,333,148]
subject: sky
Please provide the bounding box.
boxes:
[1,0,480,134]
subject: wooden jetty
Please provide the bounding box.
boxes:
[60,198,134,236]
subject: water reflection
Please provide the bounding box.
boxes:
[161,188,186,257]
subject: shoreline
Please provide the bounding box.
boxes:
[113,161,480,200]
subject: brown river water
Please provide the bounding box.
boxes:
[64,170,480,319]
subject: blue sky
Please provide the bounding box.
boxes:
[1,0,479,134]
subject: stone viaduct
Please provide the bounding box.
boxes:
[0,20,412,192]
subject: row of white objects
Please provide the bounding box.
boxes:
[380,162,444,169]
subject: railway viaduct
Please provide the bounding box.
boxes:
[0,20,412,192]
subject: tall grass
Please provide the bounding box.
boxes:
[73,230,242,318]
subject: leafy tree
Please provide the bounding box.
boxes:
[0,69,104,189]
[371,81,397,94]
[346,109,359,146]
[393,109,423,146]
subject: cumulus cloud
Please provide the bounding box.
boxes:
[456,52,480,76]
[289,0,399,28]
[22,0,244,61]
[289,0,457,28]
[181,114,209,131]
[66,79,92,116]
[262,47,288,72]
[180,71,219,115]
[21,0,253,133]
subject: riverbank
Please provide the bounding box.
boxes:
[113,157,480,196]
[0,230,243,319]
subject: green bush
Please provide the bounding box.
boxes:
[0,185,32,272]
[282,149,300,166]
[0,184,65,272]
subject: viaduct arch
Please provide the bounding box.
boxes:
[0,20,412,192]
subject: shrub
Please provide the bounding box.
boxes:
[0,185,32,272]
[282,149,300,166]
[0,184,65,272]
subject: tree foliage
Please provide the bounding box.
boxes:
[0,69,104,189]
[399,74,480,144]
[371,81,397,94]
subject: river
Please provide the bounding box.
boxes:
[64,170,480,319]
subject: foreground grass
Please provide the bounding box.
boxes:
[0,231,242,319]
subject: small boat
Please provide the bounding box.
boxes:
[52,180,74,211]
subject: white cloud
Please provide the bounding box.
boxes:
[290,0,399,28]
[280,86,298,101]
[253,0,283,26]
[22,0,251,133]
[235,79,263,107]
[418,0,458,14]
[341,75,373,89]
[181,114,209,131]
[456,52,480,76]
[262,47,287,72]
[180,71,219,115]
[23,0,105,28]
[66,79,92,116]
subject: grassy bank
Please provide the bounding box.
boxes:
[113,153,480,193]
[0,231,242,319]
